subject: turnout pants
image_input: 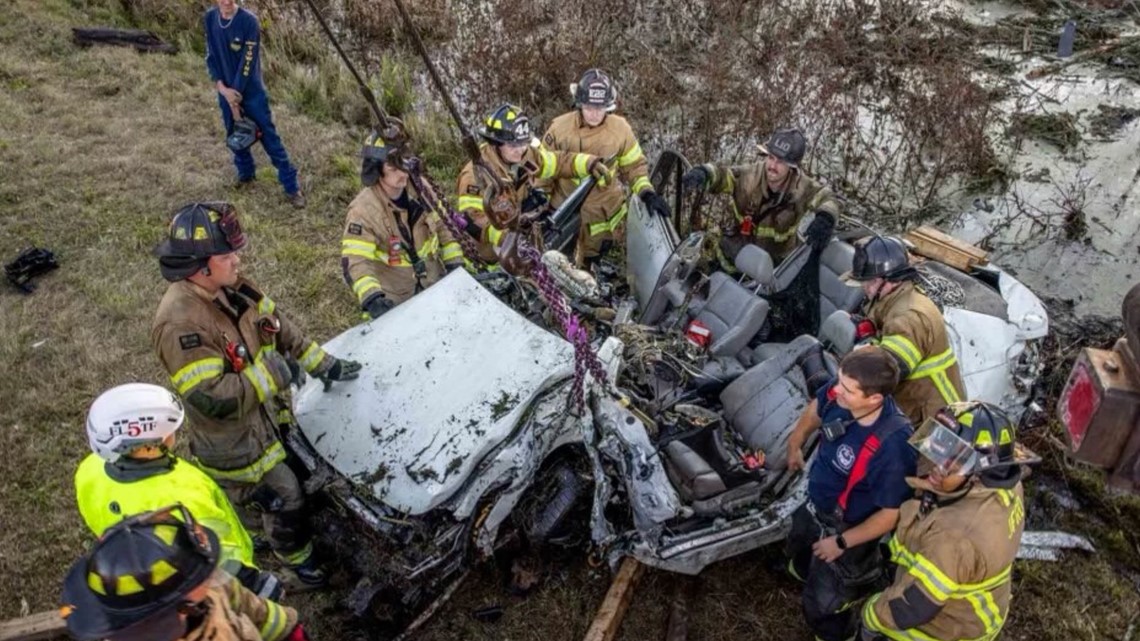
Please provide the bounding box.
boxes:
[218,90,299,195]
[217,460,314,567]
[786,504,885,641]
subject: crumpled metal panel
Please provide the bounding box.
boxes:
[293,270,574,515]
[1016,530,1096,561]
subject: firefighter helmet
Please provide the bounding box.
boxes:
[61,505,221,641]
[573,68,618,113]
[912,401,1039,483]
[479,104,533,146]
[361,129,401,187]
[842,235,915,284]
[225,117,260,153]
[759,128,807,168]
[86,383,185,463]
[153,202,247,282]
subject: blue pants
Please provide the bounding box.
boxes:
[218,90,299,195]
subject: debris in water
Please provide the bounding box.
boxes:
[1007,112,1081,152]
[1089,104,1140,140]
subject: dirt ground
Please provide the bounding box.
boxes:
[1,1,1138,640]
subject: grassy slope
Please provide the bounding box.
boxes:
[0,1,1137,639]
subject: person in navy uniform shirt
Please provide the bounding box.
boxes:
[204,0,305,208]
[785,346,917,641]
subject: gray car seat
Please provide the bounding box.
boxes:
[689,245,774,358]
[771,241,865,328]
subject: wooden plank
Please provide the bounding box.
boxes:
[903,226,988,272]
[583,558,645,641]
[0,610,66,641]
[911,225,988,261]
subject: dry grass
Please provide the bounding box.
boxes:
[2,2,1139,640]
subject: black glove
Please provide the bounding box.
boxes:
[640,190,671,218]
[319,358,362,392]
[363,293,395,319]
[521,188,549,214]
[285,356,305,387]
[804,210,836,251]
[681,166,709,192]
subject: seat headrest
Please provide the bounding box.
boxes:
[820,310,857,356]
[735,245,775,287]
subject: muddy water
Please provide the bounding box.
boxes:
[945,2,1140,316]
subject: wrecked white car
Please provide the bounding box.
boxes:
[284,153,1050,630]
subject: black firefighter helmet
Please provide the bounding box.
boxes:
[479,104,533,146]
[759,127,807,168]
[225,117,260,153]
[153,202,247,282]
[360,121,410,187]
[573,68,617,112]
[842,235,916,284]
[60,505,222,641]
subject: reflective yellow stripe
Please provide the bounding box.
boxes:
[298,342,326,373]
[618,142,644,166]
[195,441,287,484]
[708,163,733,194]
[909,347,961,404]
[753,225,798,242]
[486,225,505,247]
[260,600,289,641]
[573,153,590,179]
[352,275,383,302]
[538,147,558,180]
[241,359,278,402]
[341,238,379,260]
[257,296,275,315]
[457,195,484,212]
[440,242,463,262]
[880,334,923,371]
[374,246,411,267]
[276,540,313,566]
[862,595,942,641]
[631,175,652,194]
[587,203,628,236]
[170,358,225,395]
[420,234,440,256]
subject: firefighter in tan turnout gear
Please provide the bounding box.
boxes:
[682,127,842,266]
[842,235,966,426]
[152,202,361,588]
[542,68,671,267]
[456,103,611,266]
[861,402,1037,641]
[341,128,465,318]
[62,505,308,641]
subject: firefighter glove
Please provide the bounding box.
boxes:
[285,356,305,387]
[363,293,395,319]
[587,158,614,187]
[521,188,549,214]
[320,358,362,392]
[681,166,709,192]
[805,210,836,251]
[640,190,671,218]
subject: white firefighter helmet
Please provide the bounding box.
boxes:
[86,383,185,462]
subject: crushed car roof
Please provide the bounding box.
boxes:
[292,271,575,515]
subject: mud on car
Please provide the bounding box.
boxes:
[281,152,1050,634]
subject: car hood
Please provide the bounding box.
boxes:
[292,270,575,515]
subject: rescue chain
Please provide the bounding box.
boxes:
[405,160,486,267]
[517,241,609,412]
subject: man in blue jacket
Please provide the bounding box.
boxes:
[205,0,304,208]
[784,346,918,641]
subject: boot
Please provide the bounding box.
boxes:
[286,190,307,209]
[287,555,327,590]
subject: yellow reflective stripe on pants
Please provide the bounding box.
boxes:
[171,357,225,395]
[573,153,591,179]
[880,334,922,371]
[352,275,383,302]
[341,238,378,260]
[631,175,652,194]
[909,347,961,404]
[587,203,628,236]
[241,359,278,402]
[618,142,644,166]
[260,599,291,641]
[298,342,327,373]
[538,147,558,180]
[195,441,287,484]
[440,241,463,262]
[276,540,313,566]
[457,195,485,212]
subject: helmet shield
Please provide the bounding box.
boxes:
[910,417,979,476]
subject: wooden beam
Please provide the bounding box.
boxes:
[582,558,645,641]
[0,610,66,641]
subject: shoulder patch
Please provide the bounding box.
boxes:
[466,184,481,195]
[543,132,556,147]
[179,333,203,350]
[347,222,363,235]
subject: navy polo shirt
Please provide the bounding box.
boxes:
[204,7,265,96]
[807,382,917,525]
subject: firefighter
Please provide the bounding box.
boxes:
[681,127,842,267]
[842,235,966,426]
[74,383,280,598]
[456,103,611,265]
[542,68,671,267]
[61,505,308,641]
[152,202,361,588]
[341,128,465,318]
[861,402,1037,641]
[784,347,917,641]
